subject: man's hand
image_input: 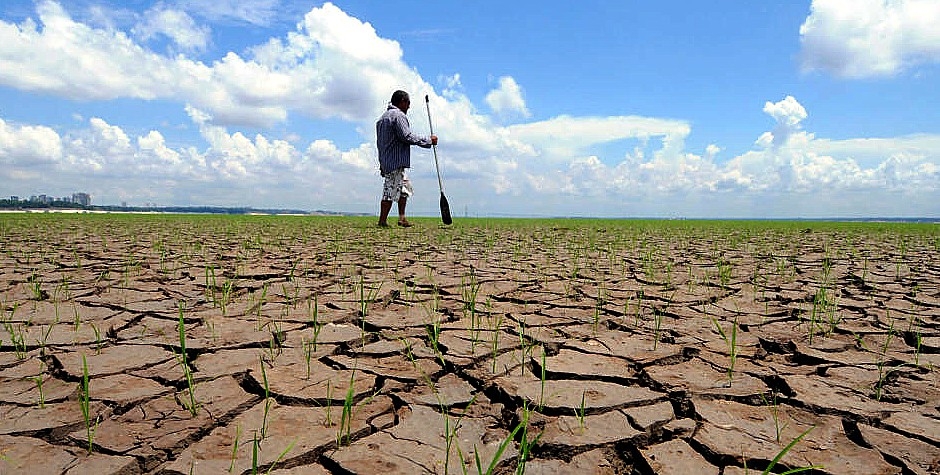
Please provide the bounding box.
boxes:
[430,135,438,146]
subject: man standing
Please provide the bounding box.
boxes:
[376,90,437,227]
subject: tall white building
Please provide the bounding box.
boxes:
[72,192,91,206]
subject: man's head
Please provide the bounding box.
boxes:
[390,90,411,112]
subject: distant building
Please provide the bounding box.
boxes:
[72,193,91,206]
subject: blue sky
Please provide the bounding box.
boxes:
[1,0,938,218]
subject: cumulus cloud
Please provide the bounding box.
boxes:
[485,76,531,120]
[722,97,940,196]
[0,118,62,167]
[507,115,690,159]
[759,96,808,149]
[0,1,423,127]
[800,0,940,78]
[0,108,383,208]
[2,86,938,216]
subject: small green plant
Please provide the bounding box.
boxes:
[461,269,481,321]
[219,278,236,316]
[177,303,199,416]
[337,370,357,446]
[441,395,479,475]
[516,316,532,376]
[258,357,272,439]
[265,319,284,362]
[302,337,315,380]
[516,402,543,475]
[426,315,445,366]
[727,318,738,384]
[538,348,547,411]
[355,273,382,318]
[255,283,268,327]
[490,314,504,373]
[89,322,104,354]
[32,361,46,409]
[634,290,644,327]
[306,294,322,352]
[3,321,28,360]
[717,258,732,289]
[874,316,896,401]
[324,380,334,427]
[79,354,97,454]
[576,391,587,431]
[474,421,521,475]
[251,431,260,474]
[711,316,738,385]
[757,426,822,474]
[229,424,242,473]
[36,324,53,356]
[463,271,483,354]
[264,439,299,475]
[72,304,82,330]
[652,308,665,350]
[205,265,217,305]
[760,390,788,443]
[27,272,45,300]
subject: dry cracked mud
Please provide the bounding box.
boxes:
[1,215,938,474]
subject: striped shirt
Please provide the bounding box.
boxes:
[376,105,432,176]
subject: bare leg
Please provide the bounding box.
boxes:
[397,197,411,226]
[378,200,393,226]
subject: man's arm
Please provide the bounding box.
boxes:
[392,112,433,148]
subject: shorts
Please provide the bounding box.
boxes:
[382,168,413,201]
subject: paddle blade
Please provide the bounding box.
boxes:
[440,192,453,225]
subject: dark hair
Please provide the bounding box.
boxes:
[390,90,410,106]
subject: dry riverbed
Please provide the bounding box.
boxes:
[0,214,938,474]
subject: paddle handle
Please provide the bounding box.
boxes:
[425,95,444,193]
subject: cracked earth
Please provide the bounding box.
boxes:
[1,215,938,474]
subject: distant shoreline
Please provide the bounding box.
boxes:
[0,207,936,223]
[0,205,369,217]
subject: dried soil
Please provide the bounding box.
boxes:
[1,215,938,474]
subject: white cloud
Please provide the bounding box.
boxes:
[133,7,210,52]
[763,96,807,128]
[506,115,690,159]
[0,1,424,127]
[492,93,938,216]
[485,76,531,120]
[138,131,183,167]
[0,118,62,166]
[704,144,721,160]
[760,95,808,148]
[1,89,938,217]
[0,1,162,100]
[723,112,940,196]
[800,0,940,78]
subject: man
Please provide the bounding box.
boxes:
[376,90,437,227]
